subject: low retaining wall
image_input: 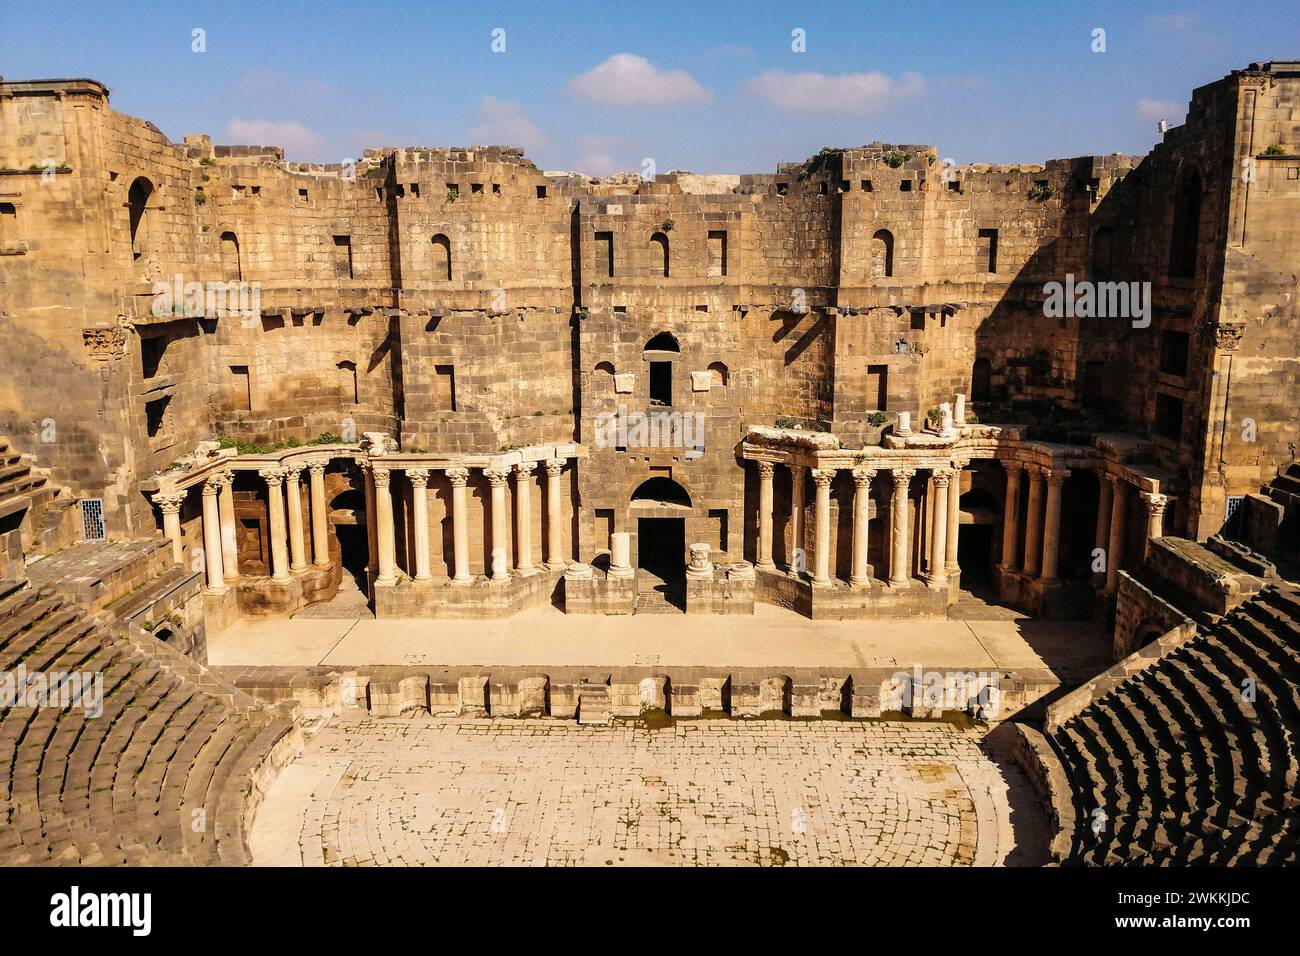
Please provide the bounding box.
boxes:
[1008,723,1076,864]
[374,568,557,618]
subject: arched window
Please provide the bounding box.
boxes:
[643,331,680,354]
[630,476,691,508]
[128,177,154,262]
[643,333,678,407]
[971,358,992,403]
[338,360,358,404]
[871,229,894,278]
[219,231,241,281]
[594,360,615,394]
[1091,226,1114,280]
[1168,167,1201,279]
[650,232,670,278]
[708,361,729,389]
[432,234,452,281]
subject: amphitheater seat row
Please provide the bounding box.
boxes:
[0,585,297,866]
[1046,584,1300,866]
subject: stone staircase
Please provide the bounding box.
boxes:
[0,584,299,866]
[1046,583,1300,865]
[576,683,611,725]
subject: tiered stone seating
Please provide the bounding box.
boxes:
[0,585,298,866]
[1048,584,1300,865]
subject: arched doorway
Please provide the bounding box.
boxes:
[329,488,369,593]
[630,476,690,607]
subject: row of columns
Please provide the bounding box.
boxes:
[755,461,963,590]
[998,463,1069,584]
[365,458,568,586]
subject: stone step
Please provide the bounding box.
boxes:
[577,685,611,725]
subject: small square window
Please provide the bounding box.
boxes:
[471,183,484,195]
[536,185,548,199]
[861,180,873,192]
[900,179,913,192]
[297,188,309,202]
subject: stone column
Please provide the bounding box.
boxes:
[200,477,227,593]
[850,467,875,588]
[1023,467,1045,578]
[789,463,806,573]
[408,469,432,582]
[513,462,536,574]
[1139,492,1169,561]
[155,491,186,565]
[999,462,1022,571]
[929,469,952,588]
[756,461,776,571]
[945,461,963,574]
[307,459,330,568]
[362,464,378,576]
[543,458,566,569]
[285,465,307,573]
[810,468,835,587]
[372,465,397,585]
[447,467,472,584]
[1040,470,1068,583]
[485,467,511,582]
[1105,475,1127,594]
[609,531,633,578]
[889,468,915,588]
[215,472,239,582]
[260,468,290,582]
[1093,470,1113,586]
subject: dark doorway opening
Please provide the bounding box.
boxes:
[957,524,995,588]
[637,517,686,611]
[330,488,369,594]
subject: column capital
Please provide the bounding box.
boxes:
[306,458,329,477]
[1045,468,1070,484]
[1139,492,1170,515]
[282,462,304,481]
[931,467,955,486]
[1104,471,1126,489]
[756,460,776,480]
[789,462,806,476]
[407,468,430,487]
[891,466,916,486]
[153,491,187,514]
[371,465,392,489]
[446,466,470,487]
[513,461,536,480]
[810,467,836,487]
[851,466,876,486]
[484,467,511,487]
[543,458,565,477]
[258,467,285,486]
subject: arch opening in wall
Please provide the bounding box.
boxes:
[127,177,154,261]
[643,331,680,355]
[971,357,993,403]
[431,234,452,281]
[708,361,729,389]
[338,360,359,404]
[870,229,894,278]
[219,231,241,281]
[630,476,691,510]
[594,361,616,396]
[650,232,670,278]
[1168,167,1202,280]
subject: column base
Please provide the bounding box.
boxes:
[290,563,308,574]
[927,576,949,590]
[755,560,777,572]
[546,559,568,572]
[452,574,474,586]
[887,577,911,590]
[515,566,540,577]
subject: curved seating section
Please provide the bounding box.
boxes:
[0,586,296,866]
[1048,584,1300,866]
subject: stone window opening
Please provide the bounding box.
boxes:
[649,362,672,407]
[707,230,728,277]
[594,360,616,395]
[709,508,729,552]
[219,231,241,281]
[432,233,452,281]
[977,228,998,274]
[536,185,548,199]
[871,229,894,278]
[0,202,15,245]
[434,364,456,411]
[127,177,154,262]
[866,364,889,411]
[144,395,171,438]
[650,232,670,278]
[471,183,484,195]
[971,358,993,403]
[595,231,614,277]
[411,183,421,199]
[776,182,789,197]
[332,235,353,279]
[338,360,358,404]
[140,335,167,380]
[861,179,873,192]
[230,365,251,412]
[900,179,913,192]
[1168,167,1202,280]
[708,361,729,389]
[297,188,309,203]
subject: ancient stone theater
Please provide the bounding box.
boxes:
[0,61,1296,867]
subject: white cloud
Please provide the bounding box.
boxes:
[567,53,710,106]
[225,119,330,161]
[1135,98,1183,122]
[467,96,546,151]
[575,136,621,176]
[744,70,927,114]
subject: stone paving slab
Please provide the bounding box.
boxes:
[250,715,1044,867]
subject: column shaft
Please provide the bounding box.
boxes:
[1023,468,1045,577]
[1105,477,1127,594]
[514,464,536,573]
[448,468,472,583]
[756,462,776,570]
[373,467,397,584]
[286,467,307,572]
[486,468,510,581]
[544,459,565,569]
[889,469,914,588]
[999,464,1022,570]
[409,470,432,582]
[850,469,874,587]
[945,464,962,573]
[201,483,226,592]
[216,475,239,581]
[929,471,951,588]
[308,461,330,567]
[262,471,290,582]
[1040,472,1067,582]
[1093,471,1113,586]
[156,493,186,565]
[789,464,806,573]
[811,469,834,586]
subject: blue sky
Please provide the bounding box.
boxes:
[2,1,1295,174]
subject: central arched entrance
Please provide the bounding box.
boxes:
[629,476,691,611]
[329,488,369,594]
